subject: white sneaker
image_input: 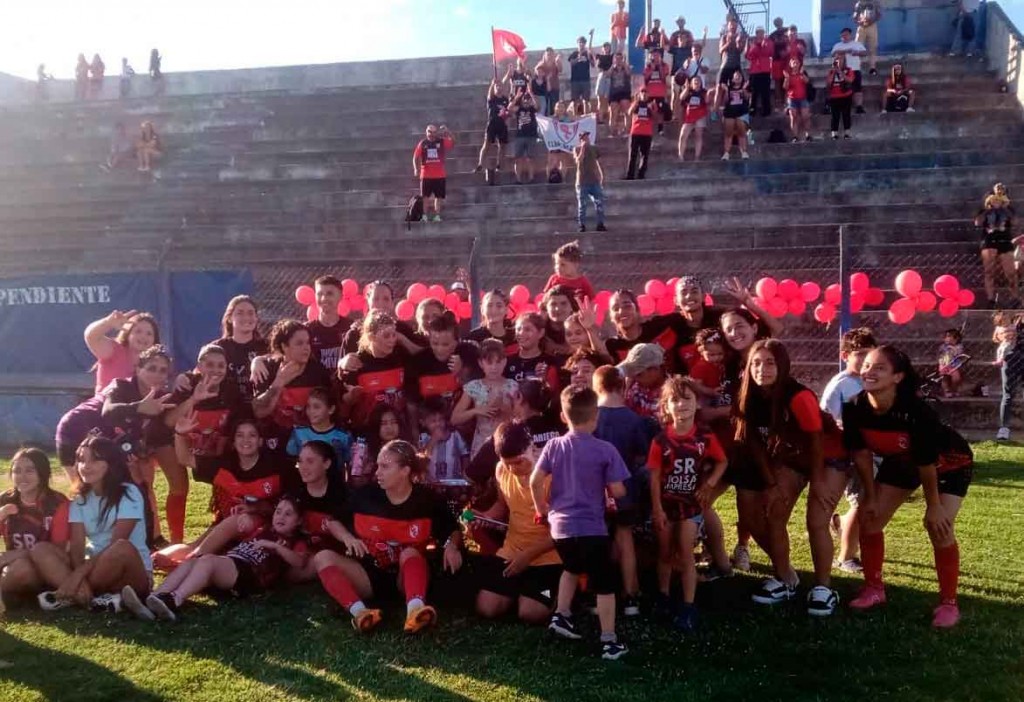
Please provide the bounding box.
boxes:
[906,107,916,113]
[732,544,751,572]
[807,586,839,617]
[997,426,1011,441]
[38,591,72,611]
[89,593,123,614]
[121,585,155,621]
[721,152,730,160]
[752,577,798,605]
[741,151,750,159]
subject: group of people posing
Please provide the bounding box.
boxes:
[1,240,974,659]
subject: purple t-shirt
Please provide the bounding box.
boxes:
[535,430,631,539]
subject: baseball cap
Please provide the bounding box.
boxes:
[450,281,468,292]
[616,343,665,377]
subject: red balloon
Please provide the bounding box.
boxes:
[645,279,668,299]
[767,297,788,318]
[395,300,416,321]
[939,299,960,317]
[888,297,917,325]
[305,304,318,322]
[778,279,800,301]
[350,295,367,313]
[704,294,714,307]
[595,306,607,326]
[457,301,472,319]
[341,278,359,300]
[788,298,807,316]
[755,277,778,300]
[814,303,836,323]
[850,294,865,313]
[933,274,960,300]
[656,294,675,315]
[824,284,842,305]
[506,308,516,320]
[957,289,976,307]
[444,292,461,311]
[665,278,679,295]
[295,285,316,306]
[521,302,538,314]
[865,287,885,306]
[336,300,351,317]
[428,284,446,301]
[916,291,937,313]
[637,294,656,316]
[800,282,821,303]
[534,293,545,307]
[509,284,531,306]
[406,283,428,305]
[850,272,870,294]
[895,270,923,298]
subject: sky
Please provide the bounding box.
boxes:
[0,0,813,79]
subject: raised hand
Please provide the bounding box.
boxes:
[138,387,175,416]
[174,408,199,435]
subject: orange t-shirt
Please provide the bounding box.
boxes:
[415,136,454,180]
[495,461,561,566]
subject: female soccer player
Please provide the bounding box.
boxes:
[214,295,269,399]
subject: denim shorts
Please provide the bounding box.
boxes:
[787,98,809,110]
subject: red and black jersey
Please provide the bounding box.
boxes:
[504,352,563,393]
[254,358,333,452]
[404,348,460,406]
[226,528,308,590]
[0,489,69,550]
[647,308,724,372]
[214,336,269,401]
[308,319,352,375]
[343,483,458,570]
[842,392,972,472]
[341,350,406,427]
[648,425,725,517]
[195,451,286,522]
[289,474,348,551]
[467,325,518,356]
[170,371,244,457]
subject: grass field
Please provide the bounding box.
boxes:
[1,444,1023,702]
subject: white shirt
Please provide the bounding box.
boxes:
[832,40,867,72]
[819,371,863,425]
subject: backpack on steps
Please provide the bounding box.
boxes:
[548,168,563,184]
[767,128,787,143]
[405,195,424,229]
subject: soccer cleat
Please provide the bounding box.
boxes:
[751,578,798,605]
[807,586,839,617]
[672,604,699,632]
[997,426,1010,441]
[849,584,887,611]
[932,603,961,629]
[38,591,71,611]
[601,640,628,660]
[731,544,751,572]
[404,604,437,634]
[89,593,122,614]
[548,612,582,640]
[834,558,864,574]
[352,608,383,633]
[622,596,641,617]
[121,586,155,621]
[146,593,179,622]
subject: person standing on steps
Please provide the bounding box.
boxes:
[678,76,709,161]
[668,17,695,76]
[950,0,981,58]
[609,0,630,55]
[509,90,540,184]
[476,80,509,174]
[568,32,596,117]
[716,70,751,159]
[853,0,882,76]
[626,87,655,180]
[832,27,868,114]
[536,48,563,117]
[637,18,669,59]
[607,52,633,137]
[769,18,789,108]
[594,43,614,123]
[672,35,710,108]
[413,124,454,223]
[784,57,813,142]
[574,131,606,233]
[718,19,747,86]
[746,27,774,117]
[827,54,856,140]
[503,56,532,97]
[643,50,671,136]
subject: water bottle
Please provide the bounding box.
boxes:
[350,437,368,477]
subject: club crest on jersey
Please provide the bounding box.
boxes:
[262,481,272,495]
[898,435,909,450]
[409,524,420,539]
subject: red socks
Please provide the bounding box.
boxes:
[860,531,885,589]
[318,565,361,610]
[934,542,960,605]
[165,494,187,544]
[399,552,429,602]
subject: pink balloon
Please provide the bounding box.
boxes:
[704,294,714,307]
[305,304,318,322]
[957,289,976,307]
[916,291,937,313]
[350,295,367,313]
[850,272,870,295]
[295,285,316,306]
[895,270,923,298]
[851,294,865,313]
[457,301,472,319]
[509,284,531,307]
[767,297,788,318]
[520,302,538,314]
[594,290,612,308]
[939,299,960,317]
[933,274,960,300]
[656,294,675,315]
[665,277,679,294]
[336,300,351,318]
[645,279,668,299]
[800,282,821,303]
[406,283,428,305]
[534,293,545,307]
[865,287,885,306]
[788,298,807,316]
[824,284,842,306]
[814,303,836,323]
[395,300,416,321]
[341,279,359,300]
[778,279,800,301]
[637,294,656,316]
[888,297,917,325]
[755,277,778,300]
[595,306,607,326]
[444,292,461,311]
[428,284,446,301]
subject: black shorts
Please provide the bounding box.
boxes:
[722,442,766,491]
[852,70,863,93]
[718,64,740,85]
[875,461,973,498]
[474,555,561,607]
[358,556,403,600]
[982,230,1014,254]
[420,178,446,200]
[485,119,509,145]
[654,97,673,122]
[227,556,260,597]
[553,535,617,594]
[609,88,632,103]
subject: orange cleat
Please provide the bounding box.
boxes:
[403,604,437,634]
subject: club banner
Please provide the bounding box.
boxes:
[537,114,598,153]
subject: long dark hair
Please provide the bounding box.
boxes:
[734,339,794,443]
[9,447,58,502]
[220,295,262,340]
[115,312,160,347]
[73,435,136,525]
[366,402,413,463]
[872,344,921,404]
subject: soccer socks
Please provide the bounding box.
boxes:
[934,542,960,605]
[318,565,362,612]
[165,494,187,544]
[399,552,429,603]
[860,531,885,589]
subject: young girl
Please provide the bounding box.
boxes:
[352,403,414,484]
[678,75,709,161]
[123,497,307,621]
[453,339,518,458]
[716,69,751,159]
[784,57,812,142]
[84,309,160,394]
[467,289,518,355]
[844,346,974,627]
[544,240,596,301]
[166,344,243,458]
[689,328,727,401]
[937,328,966,398]
[214,295,269,400]
[0,449,70,609]
[507,312,562,392]
[648,376,728,631]
[287,387,353,478]
[563,303,611,360]
[31,436,152,612]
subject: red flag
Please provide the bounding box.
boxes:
[492,28,526,62]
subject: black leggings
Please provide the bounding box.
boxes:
[829,96,852,131]
[750,73,772,116]
[627,134,652,179]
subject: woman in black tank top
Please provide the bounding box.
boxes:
[716,70,751,160]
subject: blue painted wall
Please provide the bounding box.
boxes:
[815,0,987,56]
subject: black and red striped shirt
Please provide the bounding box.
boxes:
[194,452,286,522]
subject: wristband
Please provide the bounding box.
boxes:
[533,512,549,526]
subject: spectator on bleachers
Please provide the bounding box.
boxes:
[503,56,531,96]
[594,43,614,122]
[509,90,540,184]
[677,76,709,161]
[574,131,606,233]
[746,27,774,117]
[609,0,629,55]
[637,18,669,59]
[100,122,135,172]
[135,121,163,172]
[36,64,53,101]
[568,32,596,117]
[626,87,655,180]
[716,70,751,160]
[976,183,1019,306]
[672,37,711,113]
[119,58,135,98]
[475,80,509,174]
[854,1,882,76]
[831,27,867,114]
[667,17,695,75]
[607,52,633,137]
[74,54,89,101]
[826,54,856,140]
[545,102,574,183]
[642,50,671,136]
[89,54,105,99]
[149,48,162,79]
[718,18,747,86]
[529,58,549,116]
[950,0,980,58]
[784,57,813,142]
[535,48,563,117]
[414,124,454,222]
[769,18,789,107]
[881,62,916,113]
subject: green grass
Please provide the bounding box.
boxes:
[2,444,1024,702]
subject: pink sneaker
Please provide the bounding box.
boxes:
[849,585,887,611]
[932,603,960,629]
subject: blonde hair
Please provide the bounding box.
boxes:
[358,310,397,354]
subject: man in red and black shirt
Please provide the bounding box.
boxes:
[413,124,455,222]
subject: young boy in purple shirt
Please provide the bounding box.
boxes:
[530,385,630,660]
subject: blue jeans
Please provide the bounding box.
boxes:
[576,183,605,227]
[999,356,1024,426]
[951,10,979,55]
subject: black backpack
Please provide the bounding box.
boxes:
[548,168,563,184]
[405,195,424,229]
[767,128,787,143]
